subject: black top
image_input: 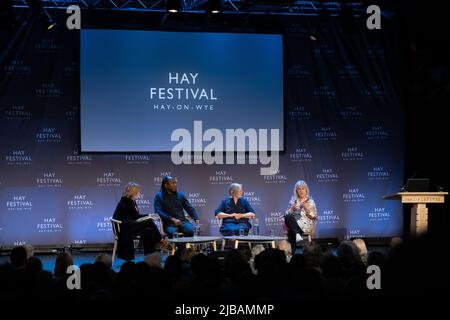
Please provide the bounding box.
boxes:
[154,191,199,223]
[113,196,144,221]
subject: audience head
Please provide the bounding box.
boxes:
[289,253,306,270]
[94,253,113,269]
[179,247,196,264]
[10,246,27,269]
[321,255,342,278]
[352,238,368,265]
[277,240,292,259]
[303,241,323,268]
[4,236,440,303]
[54,252,74,278]
[164,255,182,278]
[23,244,34,259]
[224,249,248,275]
[191,253,209,277]
[337,240,362,268]
[368,251,388,271]
[144,252,162,269]
[254,248,287,274]
[26,256,43,274]
[251,244,265,260]
[390,236,403,249]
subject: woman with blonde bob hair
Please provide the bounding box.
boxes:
[122,182,141,198]
[284,180,318,252]
[113,182,162,260]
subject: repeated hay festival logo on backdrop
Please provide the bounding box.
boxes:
[3,104,32,120]
[6,195,32,212]
[97,216,112,232]
[96,172,122,187]
[36,217,63,233]
[36,172,63,188]
[67,194,94,211]
[154,172,175,186]
[209,170,233,185]
[318,209,340,225]
[136,193,151,211]
[66,150,92,165]
[368,207,391,222]
[290,147,312,162]
[188,192,207,208]
[368,166,390,181]
[341,147,364,161]
[5,150,32,166]
[124,154,151,165]
[288,105,311,121]
[339,106,363,120]
[265,211,284,226]
[343,187,366,202]
[316,168,339,183]
[150,72,218,111]
[4,59,31,76]
[35,127,62,143]
[244,190,262,207]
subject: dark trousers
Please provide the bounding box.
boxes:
[284,214,304,252]
[118,219,162,260]
[129,219,162,254]
[220,222,250,236]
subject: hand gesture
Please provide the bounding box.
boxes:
[171,218,182,226]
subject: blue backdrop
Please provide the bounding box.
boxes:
[0,15,404,247]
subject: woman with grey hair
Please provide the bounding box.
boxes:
[284,180,318,252]
[215,183,256,236]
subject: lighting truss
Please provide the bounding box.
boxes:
[11,1,369,16]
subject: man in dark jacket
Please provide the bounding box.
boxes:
[154,176,199,238]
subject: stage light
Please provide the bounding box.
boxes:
[310,4,330,41]
[167,0,180,13]
[207,0,222,14]
[42,9,57,30]
[26,0,57,30]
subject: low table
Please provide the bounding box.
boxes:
[167,236,222,255]
[222,235,287,250]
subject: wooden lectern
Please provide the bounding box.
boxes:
[383,192,448,236]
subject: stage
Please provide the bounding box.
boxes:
[1,0,449,309]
